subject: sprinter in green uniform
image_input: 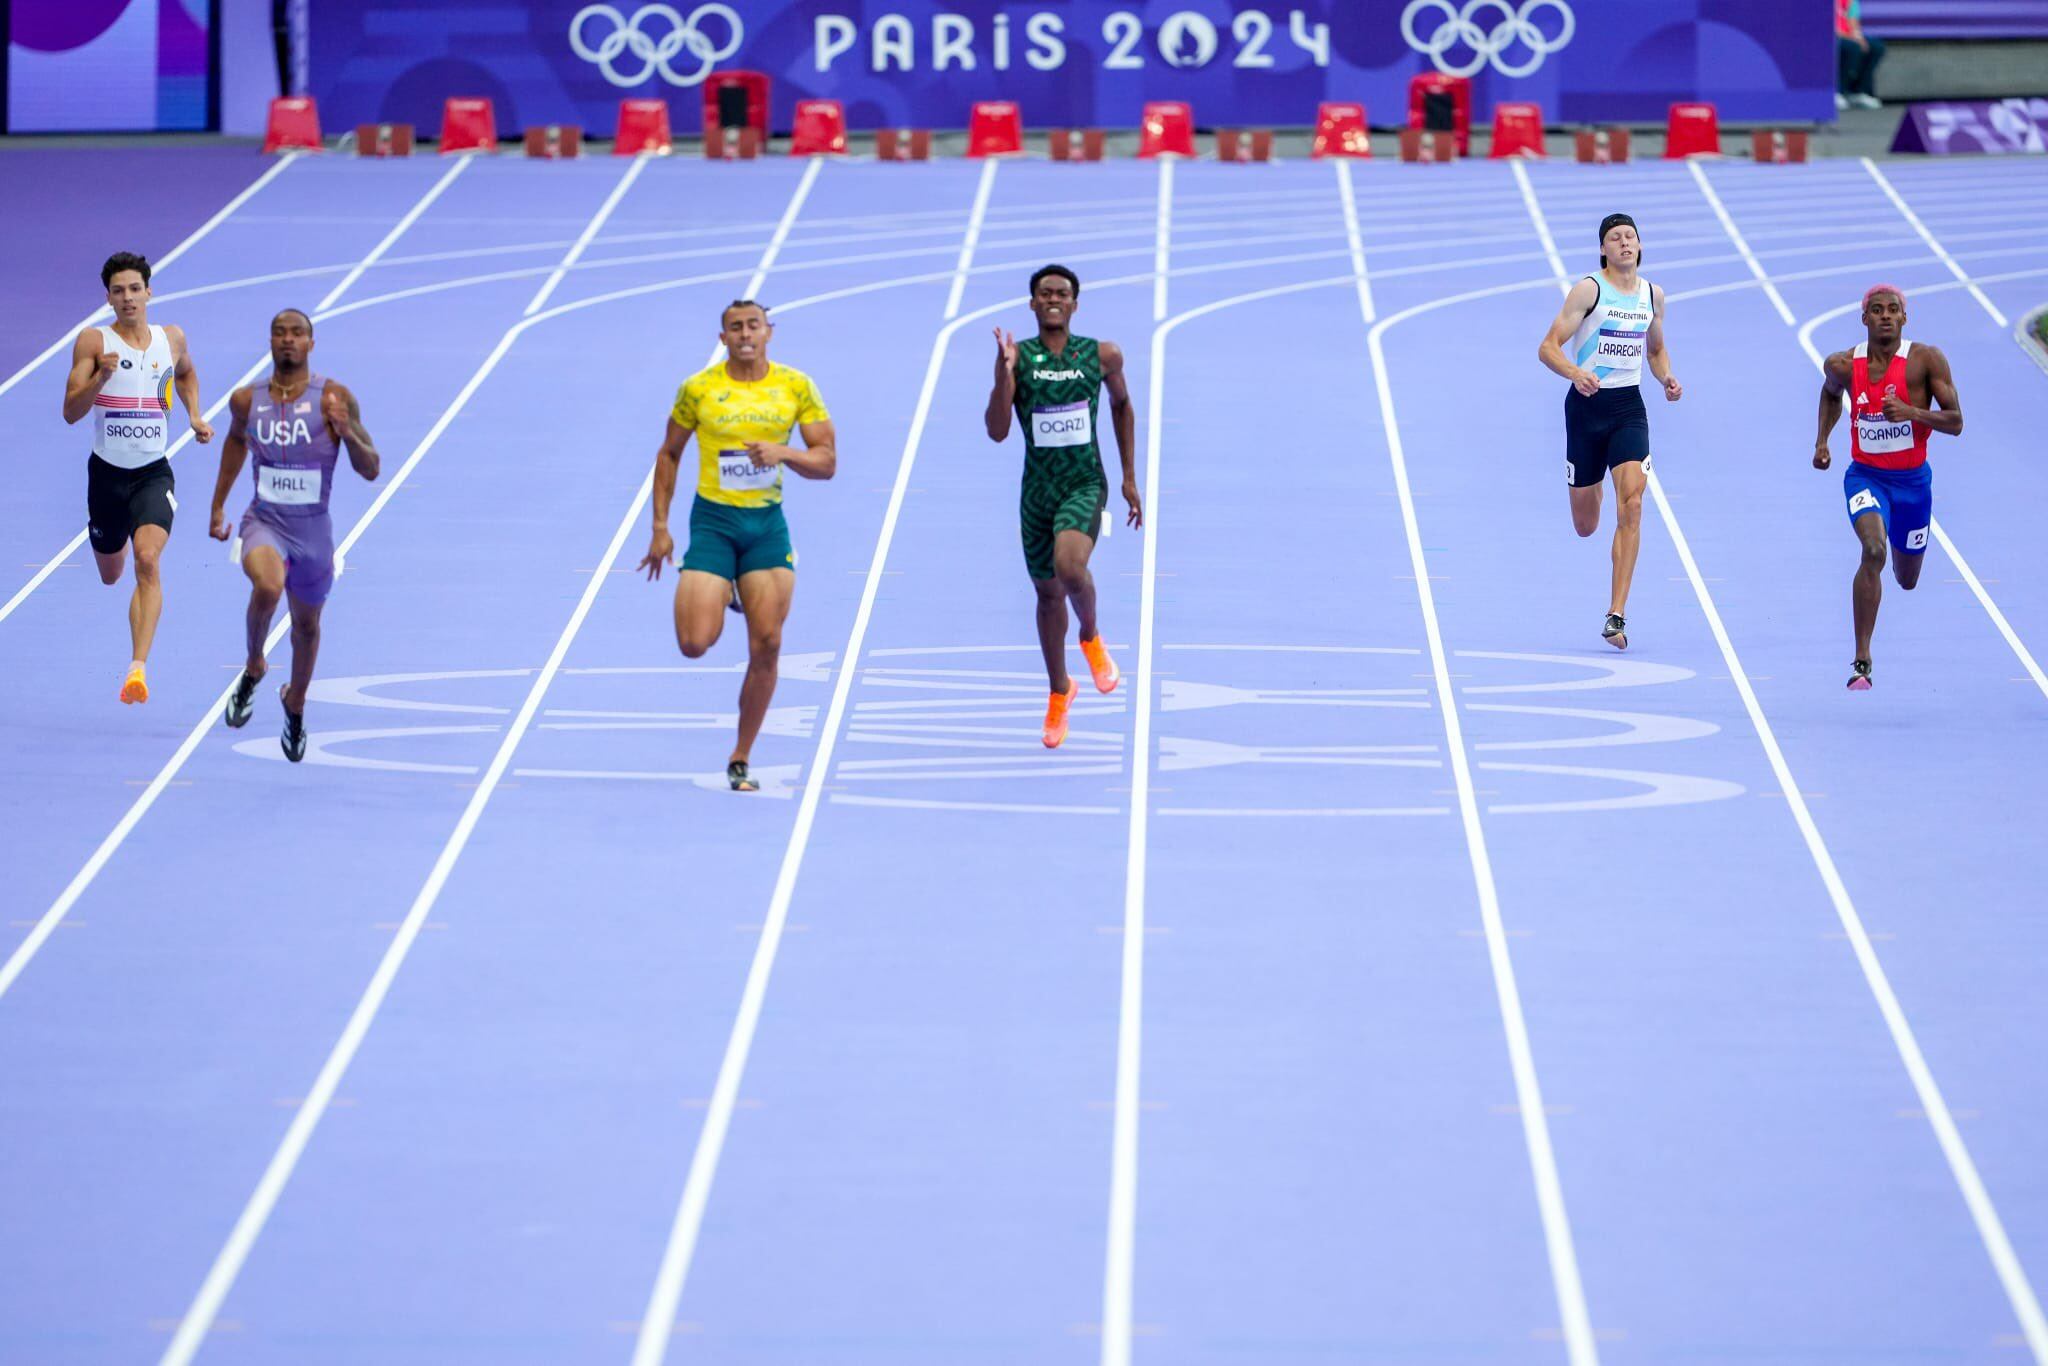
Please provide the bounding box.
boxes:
[984,264,1142,749]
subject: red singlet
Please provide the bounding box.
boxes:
[1849,339,1930,471]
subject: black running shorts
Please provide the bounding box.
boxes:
[86,454,176,555]
[1563,385,1649,490]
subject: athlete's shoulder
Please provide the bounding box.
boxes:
[1095,338,1125,370]
[228,385,256,415]
[767,360,817,387]
[71,327,106,357]
[678,363,725,394]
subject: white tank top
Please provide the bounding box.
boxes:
[91,324,175,470]
[1568,273,1654,390]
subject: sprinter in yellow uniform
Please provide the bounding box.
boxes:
[638,300,836,792]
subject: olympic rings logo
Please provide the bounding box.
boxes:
[568,3,743,89]
[1401,0,1576,79]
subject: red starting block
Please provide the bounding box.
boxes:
[1752,128,1810,163]
[440,97,496,153]
[875,128,932,161]
[1408,73,1471,155]
[789,100,847,156]
[1049,128,1105,162]
[1312,102,1370,158]
[1490,102,1545,158]
[1574,127,1631,163]
[614,99,672,155]
[705,124,760,159]
[263,96,322,153]
[523,125,582,159]
[1399,128,1457,163]
[1138,101,1195,158]
[354,123,414,157]
[1215,129,1273,163]
[967,101,1023,157]
[1665,102,1722,158]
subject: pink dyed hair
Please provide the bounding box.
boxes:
[1862,283,1906,310]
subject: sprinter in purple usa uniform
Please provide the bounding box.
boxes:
[208,310,380,761]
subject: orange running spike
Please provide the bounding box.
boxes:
[120,664,149,704]
[1080,635,1120,694]
[1042,677,1078,749]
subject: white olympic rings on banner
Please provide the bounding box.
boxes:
[569,3,743,88]
[1401,0,1576,79]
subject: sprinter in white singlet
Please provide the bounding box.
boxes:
[1536,214,1683,651]
[62,251,212,704]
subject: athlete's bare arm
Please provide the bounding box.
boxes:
[1099,340,1142,528]
[639,417,694,579]
[1893,345,1963,437]
[747,419,836,481]
[166,324,213,444]
[323,381,381,479]
[1814,350,1853,469]
[985,328,1019,441]
[62,329,118,425]
[1645,285,1682,401]
[1537,278,1602,396]
[210,388,256,540]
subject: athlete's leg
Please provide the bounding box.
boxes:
[1053,529,1100,642]
[1852,511,1887,662]
[127,523,169,665]
[1033,576,1071,693]
[1569,484,1603,537]
[281,593,324,715]
[94,548,127,585]
[241,545,287,682]
[732,567,794,764]
[673,570,732,659]
[1607,459,1647,616]
[1892,551,1924,590]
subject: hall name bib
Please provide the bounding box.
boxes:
[717,449,780,492]
[1030,401,1091,449]
[1856,410,1915,454]
[257,465,323,505]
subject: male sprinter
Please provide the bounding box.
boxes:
[1536,214,1682,650]
[62,251,212,702]
[638,300,835,792]
[210,310,379,760]
[984,264,1141,749]
[1814,284,1962,689]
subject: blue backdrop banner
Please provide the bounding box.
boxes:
[309,0,1834,137]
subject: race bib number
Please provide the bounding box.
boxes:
[1905,527,1928,551]
[1030,402,1092,449]
[716,448,781,493]
[97,410,166,461]
[1594,327,1646,362]
[1855,410,1915,455]
[1848,488,1879,516]
[257,464,323,505]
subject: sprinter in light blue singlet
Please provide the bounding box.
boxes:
[1536,212,1684,650]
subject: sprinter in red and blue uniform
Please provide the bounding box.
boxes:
[1814,284,1964,690]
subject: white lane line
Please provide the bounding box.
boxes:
[1683,161,1796,326]
[1793,316,2048,706]
[628,166,1021,1366]
[945,158,1001,319]
[1862,157,2010,326]
[0,161,631,1012]
[1154,158,1174,322]
[1553,164,2048,1363]
[157,159,823,1366]
[0,153,302,405]
[0,157,473,631]
[1099,269,1356,1366]
[1368,219,1600,1360]
[1336,158,1376,322]
[525,157,649,316]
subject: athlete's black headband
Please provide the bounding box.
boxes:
[1598,213,1639,267]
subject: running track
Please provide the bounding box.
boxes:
[1,148,2046,1365]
